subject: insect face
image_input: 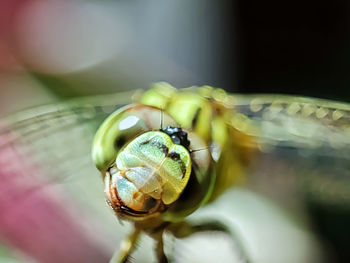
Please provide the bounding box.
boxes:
[105,131,192,220]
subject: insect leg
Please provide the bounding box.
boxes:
[153,231,169,263]
[109,228,141,263]
[166,220,250,263]
[166,221,228,237]
[147,228,169,263]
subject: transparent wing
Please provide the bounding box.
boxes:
[230,93,350,208]
[214,94,350,263]
[0,90,135,263]
[0,90,135,185]
[232,93,350,152]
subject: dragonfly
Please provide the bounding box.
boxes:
[0,82,349,263]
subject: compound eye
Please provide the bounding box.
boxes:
[92,107,148,171]
[92,105,180,172]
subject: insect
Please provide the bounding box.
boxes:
[0,83,349,263]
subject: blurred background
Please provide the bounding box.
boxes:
[0,0,349,262]
[2,0,350,110]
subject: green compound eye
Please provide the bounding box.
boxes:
[92,106,148,172]
[92,104,182,173]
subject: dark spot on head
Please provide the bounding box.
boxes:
[171,135,181,145]
[141,139,169,155]
[160,144,169,155]
[168,151,180,161]
[167,151,186,178]
[163,126,190,149]
[140,139,150,146]
[120,205,148,215]
[145,197,158,210]
[115,136,127,149]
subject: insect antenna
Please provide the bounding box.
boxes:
[189,146,212,154]
[160,108,164,131]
